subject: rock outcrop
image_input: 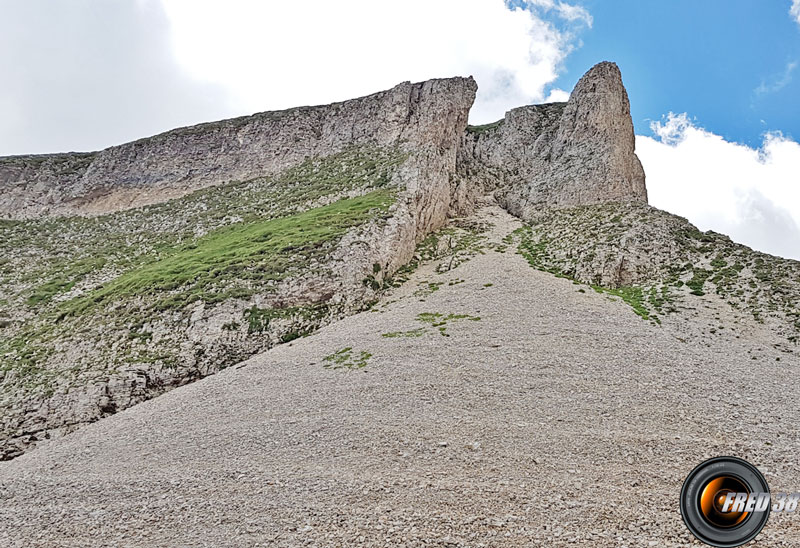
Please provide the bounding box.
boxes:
[0,62,646,224]
[0,77,477,460]
[2,62,645,223]
[0,62,650,460]
[460,62,646,220]
[0,78,476,221]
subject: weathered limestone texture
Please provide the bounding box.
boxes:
[460,62,647,220]
[0,62,653,460]
[0,78,477,220]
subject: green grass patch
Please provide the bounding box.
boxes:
[243,304,327,337]
[26,257,107,307]
[323,347,372,370]
[416,312,481,336]
[592,285,650,320]
[687,268,713,296]
[60,190,394,317]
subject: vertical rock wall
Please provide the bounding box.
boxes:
[459,62,647,220]
[0,78,477,220]
[0,62,650,460]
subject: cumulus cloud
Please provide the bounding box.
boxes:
[791,0,800,27]
[161,0,587,124]
[636,113,800,260]
[544,88,571,102]
[0,0,235,155]
[1,0,587,154]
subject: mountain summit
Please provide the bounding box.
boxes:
[462,61,646,220]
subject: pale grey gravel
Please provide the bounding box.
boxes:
[1,206,799,547]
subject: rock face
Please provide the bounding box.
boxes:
[1,63,645,222]
[0,62,649,460]
[0,62,645,224]
[0,78,477,220]
[460,62,646,220]
[0,77,478,460]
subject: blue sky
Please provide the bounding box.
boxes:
[551,0,800,147]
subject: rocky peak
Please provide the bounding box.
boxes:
[461,61,647,220]
[0,64,646,223]
[551,61,647,201]
[0,63,651,461]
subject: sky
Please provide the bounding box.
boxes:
[0,0,798,259]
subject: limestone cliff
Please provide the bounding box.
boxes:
[0,77,477,460]
[0,62,650,460]
[2,62,645,223]
[460,62,646,219]
[0,78,476,221]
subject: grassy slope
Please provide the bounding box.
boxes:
[63,190,394,316]
[0,146,403,401]
[1,146,406,308]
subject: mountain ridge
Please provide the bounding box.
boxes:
[1,62,797,464]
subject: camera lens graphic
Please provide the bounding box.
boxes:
[699,476,750,528]
[680,457,770,547]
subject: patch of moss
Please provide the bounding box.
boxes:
[414,281,442,298]
[323,347,372,370]
[26,257,107,307]
[592,285,650,320]
[416,312,481,336]
[687,268,713,296]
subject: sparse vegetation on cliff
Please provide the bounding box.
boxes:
[1,189,395,385]
[0,146,408,458]
[466,120,504,135]
[4,146,406,311]
[62,190,395,317]
[513,202,800,338]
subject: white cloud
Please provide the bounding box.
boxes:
[522,0,593,26]
[0,0,234,155]
[791,0,800,26]
[0,0,589,153]
[160,0,588,124]
[544,88,571,102]
[755,60,797,95]
[637,113,800,260]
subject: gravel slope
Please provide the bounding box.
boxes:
[1,205,799,547]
